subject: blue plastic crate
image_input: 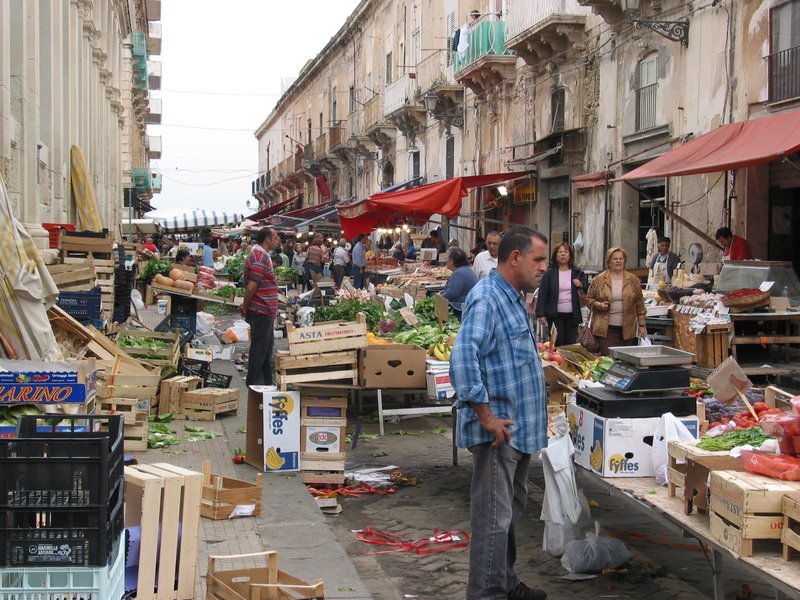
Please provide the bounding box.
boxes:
[57,287,102,322]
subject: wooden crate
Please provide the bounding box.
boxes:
[59,230,113,260]
[300,469,345,486]
[782,493,800,560]
[47,261,97,292]
[666,439,728,499]
[709,470,800,556]
[694,323,731,368]
[201,460,263,520]
[182,388,239,421]
[206,551,324,600]
[124,421,148,452]
[275,350,359,390]
[124,463,202,600]
[98,371,161,403]
[159,375,203,418]
[117,327,181,368]
[300,395,348,420]
[285,313,367,356]
[300,452,345,472]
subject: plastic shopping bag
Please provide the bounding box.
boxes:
[561,522,631,574]
[222,320,250,344]
[638,335,653,346]
[652,412,696,486]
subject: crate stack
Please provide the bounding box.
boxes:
[300,394,348,486]
[113,246,135,324]
[60,230,115,322]
[158,374,239,421]
[276,313,368,390]
[0,415,126,599]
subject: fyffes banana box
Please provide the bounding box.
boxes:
[262,391,301,472]
[566,402,698,478]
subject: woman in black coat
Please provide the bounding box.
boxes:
[535,242,588,346]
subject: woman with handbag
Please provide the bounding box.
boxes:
[535,242,588,346]
[585,246,647,355]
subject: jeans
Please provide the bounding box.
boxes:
[547,312,579,346]
[467,442,530,600]
[352,264,364,289]
[245,312,275,386]
[332,264,346,287]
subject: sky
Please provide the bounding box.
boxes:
[147,0,361,218]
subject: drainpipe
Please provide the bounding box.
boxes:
[603,170,611,255]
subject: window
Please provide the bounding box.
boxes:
[550,88,565,133]
[307,118,312,144]
[637,181,666,265]
[349,86,357,114]
[636,54,658,131]
[445,136,455,179]
[446,12,456,66]
[410,151,420,180]
[319,112,323,134]
[770,1,800,101]
[412,28,421,67]
[331,87,338,125]
[386,51,393,85]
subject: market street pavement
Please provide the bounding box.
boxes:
[129,335,779,599]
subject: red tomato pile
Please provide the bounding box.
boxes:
[707,402,782,431]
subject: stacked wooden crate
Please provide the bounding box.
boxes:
[159,375,203,418]
[300,395,348,485]
[277,313,368,390]
[60,230,115,320]
[46,260,97,292]
[182,388,239,421]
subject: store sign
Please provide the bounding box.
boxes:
[512,183,537,204]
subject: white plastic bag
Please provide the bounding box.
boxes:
[560,523,631,574]
[652,412,696,486]
[638,336,653,346]
[222,319,250,344]
[130,289,145,311]
[196,312,215,336]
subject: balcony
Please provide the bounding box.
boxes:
[636,83,657,131]
[131,32,148,92]
[147,22,161,56]
[453,17,516,96]
[148,60,161,90]
[146,97,161,125]
[576,0,623,24]
[252,172,271,198]
[327,125,343,153]
[769,45,800,103]
[146,0,160,21]
[132,168,152,195]
[383,73,426,136]
[151,173,162,194]
[146,135,162,159]
[363,94,395,147]
[505,0,589,68]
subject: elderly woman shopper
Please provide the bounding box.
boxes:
[585,246,647,355]
[536,243,588,346]
[440,247,478,319]
[331,238,350,287]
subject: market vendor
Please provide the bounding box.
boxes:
[175,249,192,266]
[649,236,680,283]
[404,239,416,260]
[715,227,753,261]
[473,230,501,280]
[441,247,478,318]
[142,236,159,254]
[421,229,447,262]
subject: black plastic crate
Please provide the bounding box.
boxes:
[178,357,210,383]
[156,312,196,337]
[0,416,124,510]
[0,477,123,567]
[171,295,197,315]
[56,287,102,322]
[205,371,233,389]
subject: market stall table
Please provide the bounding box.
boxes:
[729,310,800,363]
[149,284,239,334]
[581,473,800,600]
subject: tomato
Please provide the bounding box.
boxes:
[753,402,769,413]
[709,421,721,429]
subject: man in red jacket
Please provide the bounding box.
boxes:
[715,227,753,261]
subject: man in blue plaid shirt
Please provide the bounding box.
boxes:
[450,225,549,600]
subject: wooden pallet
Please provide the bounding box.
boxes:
[47,261,97,292]
[275,350,358,390]
[124,463,202,600]
[159,375,203,418]
[201,460,263,520]
[285,313,367,356]
[182,388,239,421]
[709,470,800,557]
[783,493,800,560]
[206,551,324,600]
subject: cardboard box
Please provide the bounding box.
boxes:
[301,424,346,453]
[261,391,300,472]
[0,358,97,404]
[359,344,427,389]
[426,369,455,401]
[567,403,699,478]
[185,347,213,363]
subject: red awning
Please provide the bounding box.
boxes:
[246,195,299,221]
[615,111,800,181]
[276,199,338,221]
[572,170,609,191]
[337,172,534,238]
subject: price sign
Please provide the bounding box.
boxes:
[399,307,419,327]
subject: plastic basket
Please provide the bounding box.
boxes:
[41,223,76,249]
[205,372,233,389]
[57,287,102,322]
[0,529,124,599]
[178,358,210,383]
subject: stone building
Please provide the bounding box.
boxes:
[0,0,162,238]
[254,0,800,272]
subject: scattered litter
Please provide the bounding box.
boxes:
[558,573,598,581]
[337,588,356,593]
[355,527,470,555]
[236,425,247,434]
[184,425,223,442]
[308,483,396,499]
[430,427,446,434]
[404,595,418,598]
[372,451,389,458]
[588,499,599,508]
[315,497,343,515]
[391,429,424,436]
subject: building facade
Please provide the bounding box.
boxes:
[254,0,800,272]
[0,0,162,236]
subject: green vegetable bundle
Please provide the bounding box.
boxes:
[225,250,248,282]
[312,299,384,331]
[117,336,171,353]
[139,257,172,284]
[697,426,772,451]
[275,266,300,283]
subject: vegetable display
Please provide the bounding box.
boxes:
[697,426,771,451]
[139,258,172,284]
[275,266,301,283]
[225,251,247,282]
[312,299,384,331]
[117,335,172,358]
[741,450,800,481]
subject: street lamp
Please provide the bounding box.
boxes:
[422,91,464,128]
[621,0,690,47]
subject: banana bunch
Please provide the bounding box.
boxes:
[589,442,603,471]
[428,342,451,361]
[266,447,286,470]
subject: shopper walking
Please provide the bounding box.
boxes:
[535,242,588,346]
[304,234,327,284]
[351,234,368,289]
[450,225,550,600]
[585,246,647,355]
[239,227,280,388]
[332,238,350,287]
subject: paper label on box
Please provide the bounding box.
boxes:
[607,420,633,437]
[759,281,775,292]
[230,504,256,518]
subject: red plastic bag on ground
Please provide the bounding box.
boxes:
[740,450,800,480]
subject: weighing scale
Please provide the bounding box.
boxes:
[576,346,697,418]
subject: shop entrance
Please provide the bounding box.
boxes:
[769,157,800,274]
[637,179,666,267]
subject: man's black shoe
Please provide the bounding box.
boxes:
[508,582,547,600]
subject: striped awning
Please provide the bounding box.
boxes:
[157,210,244,232]
[70,145,103,231]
